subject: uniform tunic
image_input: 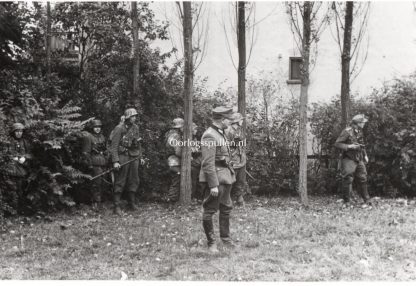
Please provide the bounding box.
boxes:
[110,122,141,194]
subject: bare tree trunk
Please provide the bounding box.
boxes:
[341,1,354,128]
[180,1,193,205]
[299,2,312,206]
[237,1,247,184]
[46,1,51,93]
[131,1,141,106]
[237,1,246,137]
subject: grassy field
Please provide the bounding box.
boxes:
[1,195,416,281]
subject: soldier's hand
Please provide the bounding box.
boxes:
[364,155,369,164]
[113,162,121,170]
[348,144,361,150]
[210,187,219,197]
[18,157,26,164]
[140,158,146,165]
[13,157,19,162]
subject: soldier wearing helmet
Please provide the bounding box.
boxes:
[110,108,143,214]
[164,118,184,203]
[3,123,33,212]
[81,119,107,210]
[335,114,372,206]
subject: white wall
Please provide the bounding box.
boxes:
[151,2,416,103]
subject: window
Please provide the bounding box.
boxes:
[287,57,302,84]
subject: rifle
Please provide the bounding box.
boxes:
[89,156,141,181]
[245,169,256,181]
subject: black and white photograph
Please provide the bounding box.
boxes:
[1,0,416,281]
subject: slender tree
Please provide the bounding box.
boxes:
[237,1,246,137]
[46,1,51,90]
[286,2,329,206]
[330,2,370,128]
[131,1,141,107]
[179,1,193,204]
[340,2,353,128]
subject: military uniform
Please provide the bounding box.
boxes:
[81,124,107,205]
[110,110,142,212]
[226,120,247,205]
[200,107,236,249]
[335,121,370,203]
[165,127,183,202]
[3,123,32,211]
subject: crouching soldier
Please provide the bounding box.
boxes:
[165,118,184,203]
[226,113,247,206]
[200,106,236,253]
[110,108,142,214]
[82,119,107,210]
[3,123,33,212]
[335,114,372,205]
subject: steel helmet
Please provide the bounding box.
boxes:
[12,123,25,132]
[91,119,103,127]
[172,118,184,129]
[167,155,180,167]
[351,114,368,124]
[124,108,138,119]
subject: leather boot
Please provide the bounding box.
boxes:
[219,213,231,244]
[359,184,372,205]
[113,193,121,215]
[203,220,218,252]
[341,180,351,203]
[127,192,139,211]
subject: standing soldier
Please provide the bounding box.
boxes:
[200,106,236,253]
[82,119,107,210]
[4,123,33,211]
[165,118,184,203]
[191,122,203,201]
[335,114,372,205]
[110,108,142,214]
[226,113,247,206]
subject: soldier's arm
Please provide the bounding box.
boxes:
[201,135,218,188]
[334,130,350,151]
[110,126,122,163]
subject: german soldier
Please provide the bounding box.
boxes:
[200,106,236,253]
[81,119,107,210]
[165,118,184,203]
[335,114,372,205]
[110,108,142,214]
[226,113,247,206]
[3,123,33,211]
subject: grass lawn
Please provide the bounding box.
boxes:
[1,195,416,280]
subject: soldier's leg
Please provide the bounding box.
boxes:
[202,183,219,248]
[126,158,140,210]
[191,164,200,200]
[232,167,246,205]
[113,154,129,213]
[340,158,357,203]
[355,161,370,202]
[167,166,180,202]
[219,184,233,244]
[91,166,103,204]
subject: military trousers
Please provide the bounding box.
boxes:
[340,158,370,202]
[202,183,233,243]
[91,166,105,202]
[113,154,140,194]
[191,163,203,200]
[167,167,180,202]
[231,166,246,198]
